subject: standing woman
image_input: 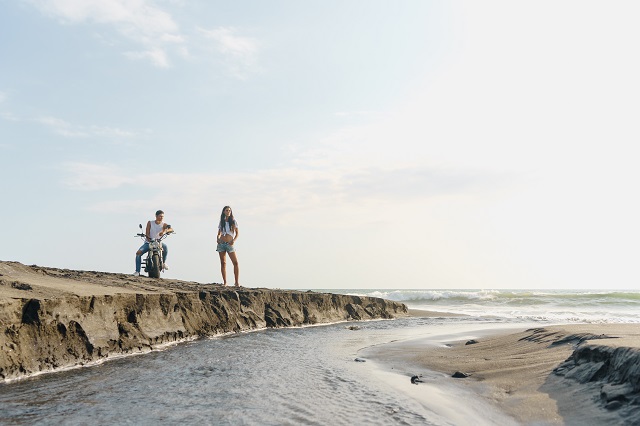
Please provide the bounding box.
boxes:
[216,206,240,286]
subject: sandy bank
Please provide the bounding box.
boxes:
[407,308,466,318]
[0,261,407,382]
[370,322,640,425]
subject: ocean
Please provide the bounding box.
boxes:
[1,289,638,425]
[328,289,640,324]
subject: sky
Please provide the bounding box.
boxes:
[1,1,639,290]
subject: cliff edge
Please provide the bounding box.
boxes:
[0,261,407,381]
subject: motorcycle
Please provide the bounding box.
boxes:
[135,224,173,278]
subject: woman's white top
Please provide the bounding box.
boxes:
[220,220,238,236]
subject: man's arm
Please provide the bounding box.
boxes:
[162,223,173,235]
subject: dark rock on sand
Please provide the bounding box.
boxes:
[601,383,633,405]
[465,339,478,345]
[354,358,367,363]
[549,333,617,347]
[604,400,623,410]
[554,344,640,388]
[411,375,423,384]
[552,342,640,424]
[452,371,471,378]
[10,282,33,291]
[520,328,617,348]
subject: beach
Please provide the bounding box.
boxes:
[363,315,640,425]
[2,263,639,425]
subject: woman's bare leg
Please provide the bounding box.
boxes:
[218,252,227,285]
[229,252,240,286]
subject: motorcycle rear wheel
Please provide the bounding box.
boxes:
[149,253,161,278]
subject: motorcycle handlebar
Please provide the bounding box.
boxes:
[134,232,175,239]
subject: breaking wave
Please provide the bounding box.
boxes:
[319,289,640,324]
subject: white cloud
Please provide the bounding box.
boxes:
[203,27,257,57]
[37,115,143,139]
[124,47,170,68]
[28,0,179,36]
[0,112,20,122]
[38,116,89,137]
[0,93,20,122]
[160,33,184,43]
[27,0,183,67]
[62,162,134,190]
[26,1,264,74]
[62,157,508,231]
[199,27,260,78]
[334,110,383,119]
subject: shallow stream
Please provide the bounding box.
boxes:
[1,317,507,425]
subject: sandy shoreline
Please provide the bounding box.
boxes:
[366,315,640,425]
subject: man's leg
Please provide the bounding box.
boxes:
[135,243,150,273]
[162,243,168,263]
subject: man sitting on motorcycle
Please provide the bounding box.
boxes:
[134,210,173,276]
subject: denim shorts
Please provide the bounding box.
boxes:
[216,242,236,253]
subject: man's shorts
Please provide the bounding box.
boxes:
[216,242,236,253]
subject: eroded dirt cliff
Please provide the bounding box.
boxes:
[0,261,407,381]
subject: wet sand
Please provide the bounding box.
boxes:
[366,316,640,425]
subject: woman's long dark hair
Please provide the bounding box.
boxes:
[219,206,236,232]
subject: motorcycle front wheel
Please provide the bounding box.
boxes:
[149,253,161,278]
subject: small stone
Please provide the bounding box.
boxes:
[452,371,470,378]
[354,358,366,362]
[11,282,32,291]
[605,401,623,410]
[465,339,478,345]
